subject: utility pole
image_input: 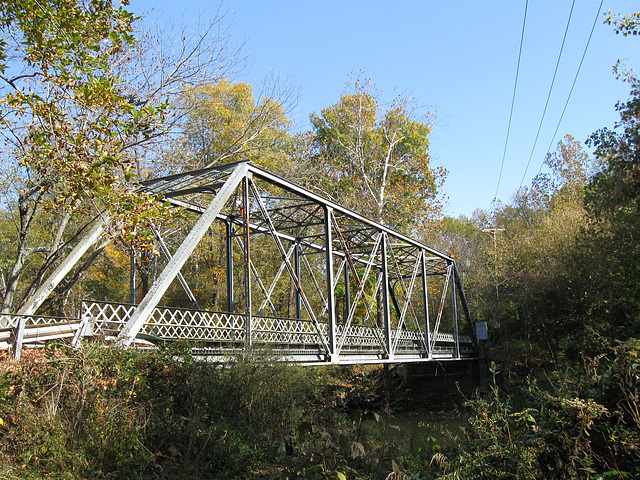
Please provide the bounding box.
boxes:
[482,228,504,301]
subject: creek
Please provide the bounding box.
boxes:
[359,410,467,449]
[353,364,478,450]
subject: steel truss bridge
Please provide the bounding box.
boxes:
[3,161,477,364]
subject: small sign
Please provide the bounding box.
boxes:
[476,322,488,341]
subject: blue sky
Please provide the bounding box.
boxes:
[132,0,638,218]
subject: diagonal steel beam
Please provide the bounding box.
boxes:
[391,251,421,354]
[256,243,295,316]
[301,249,327,314]
[116,163,249,347]
[14,218,110,360]
[250,181,331,356]
[336,232,384,355]
[429,264,452,354]
[152,226,200,310]
[331,211,387,355]
[18,218,109,317]
[236,236,279,317]
[317,256,346,319]
[324,206,337,359]
[386,236,424,352]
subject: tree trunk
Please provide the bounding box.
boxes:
[136,253,151,303]
[2,193,37,314]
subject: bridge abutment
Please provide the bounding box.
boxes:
[396,359,487,392]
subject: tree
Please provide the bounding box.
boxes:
[0,1,241,315]
[308,76,445,232]
[562,9,640,349]
[532,135,597,207]
[120,6,246,177]
[168,77,296,173]
[146,77,299,312]
[456,10,640,361]
[579,53,640,346]
[445,136,596,362]
[0,0,153,314]
[605,11,640,37]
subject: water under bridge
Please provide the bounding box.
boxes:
[2,161,479,364]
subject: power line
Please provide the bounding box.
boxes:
[535,0,604,177]
[518,0,576,190]
[494,0,529,203]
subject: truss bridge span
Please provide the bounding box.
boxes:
[6,161,479,364]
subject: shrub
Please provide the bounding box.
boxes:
[0,344,319,479]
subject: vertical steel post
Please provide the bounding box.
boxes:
[344,266,350,322]
[294,242,302,320]
[226,219,234,313]
[324,206,337,362]
[451,263,460,359]
[381,233,392,359]
[421,250,431,359]
[243,176,252,348]
[453,264,478,348]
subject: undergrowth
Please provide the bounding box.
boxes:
[406,340,640,480]
[1,339,638,479]
[0,343,320,479]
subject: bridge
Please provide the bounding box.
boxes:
[3,161,478,364]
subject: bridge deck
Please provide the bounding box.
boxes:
[0,300,476,365]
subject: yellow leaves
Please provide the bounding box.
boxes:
[104,244,128,265]
[311,78,441,228]
[179,78,293,171]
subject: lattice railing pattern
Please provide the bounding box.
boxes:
[81,301,474,357]
[82,301,133,337]
[144,309,245,342]
[338,324,384,350]
[433,333,473,344]
[252,316,325,345]
[83,301,247,342]
[395,329,425,353]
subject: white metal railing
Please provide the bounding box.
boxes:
[0,301,475,361]
[79,300,474,359]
